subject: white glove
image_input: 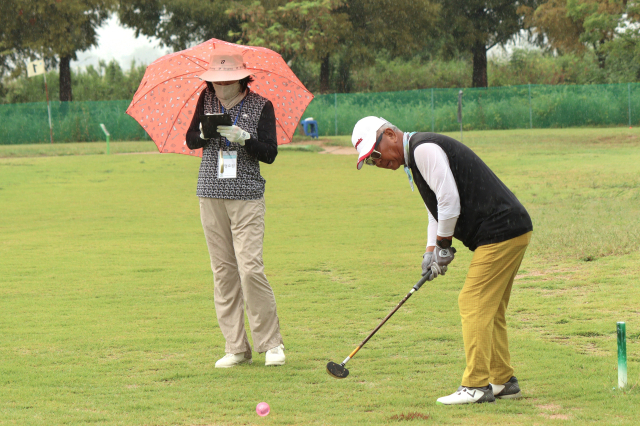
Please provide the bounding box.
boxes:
[431,245,456,278]
[218,125,250,146]
[199,122,207,140]
[421,252,434,278]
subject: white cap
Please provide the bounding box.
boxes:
[352,116,389,170]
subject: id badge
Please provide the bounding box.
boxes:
[218,151,237,179]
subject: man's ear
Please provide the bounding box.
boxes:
[385,127,396,141]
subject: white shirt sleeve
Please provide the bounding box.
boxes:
[427,208,438,248]
[414,143,460,240]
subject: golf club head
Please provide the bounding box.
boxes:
[326,362,349,379]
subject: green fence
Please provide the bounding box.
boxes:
[306,83,640,136]
[0,100,148,145]
[1,83,639,144]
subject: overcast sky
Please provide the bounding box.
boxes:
[74,15,170,70]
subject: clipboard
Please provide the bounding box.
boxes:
[200,113,231,139]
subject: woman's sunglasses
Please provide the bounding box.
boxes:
[364,132,384,166]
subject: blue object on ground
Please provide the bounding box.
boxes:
[301,118,319,139]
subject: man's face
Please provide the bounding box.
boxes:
[370,129,402,170]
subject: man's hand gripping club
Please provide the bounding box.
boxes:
[421,237,456,280]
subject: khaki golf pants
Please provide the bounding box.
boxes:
[200,197,283,355]
[459,231,532,388]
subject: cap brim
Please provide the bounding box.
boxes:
[199,69,253,82]
[355,145,376,170]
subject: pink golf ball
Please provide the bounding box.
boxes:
[256,402,270,417]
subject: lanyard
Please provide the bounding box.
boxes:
[403,132,416,192]
[219,98,246,148]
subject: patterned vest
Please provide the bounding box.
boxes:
[197,89,268,200]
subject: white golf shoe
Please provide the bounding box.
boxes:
[265,344,285,366]
[215,351,252,368]
[490,376,522,399]
[436,386,495,405]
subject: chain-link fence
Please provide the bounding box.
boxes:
[306,83,640,136]
[1,83,638,144]
[0,100,148,145]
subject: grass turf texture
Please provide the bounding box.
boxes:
[1,128,639,425]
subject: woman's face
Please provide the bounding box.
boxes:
[214,80,239,86]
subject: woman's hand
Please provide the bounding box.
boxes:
[218,125,250,145]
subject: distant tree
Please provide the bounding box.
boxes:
[227,0,440,93]
[437,0,540,87]
[1,0,116,101]
[227,0,351,92]
[340,0,441,90]
[520,0,638,68]
[1,60,148,104]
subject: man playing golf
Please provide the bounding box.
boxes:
[351,117,533,405]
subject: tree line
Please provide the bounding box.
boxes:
[1,0,640,103]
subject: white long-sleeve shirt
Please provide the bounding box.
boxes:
[404,135,461,248]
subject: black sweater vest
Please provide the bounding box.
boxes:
[408,133,532,251]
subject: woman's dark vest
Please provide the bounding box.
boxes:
[408,133,532,251]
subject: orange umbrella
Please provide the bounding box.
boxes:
[126,39,314,156]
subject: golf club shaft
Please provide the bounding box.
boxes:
[340,272,432,366]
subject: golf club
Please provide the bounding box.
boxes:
[326,270,434,379]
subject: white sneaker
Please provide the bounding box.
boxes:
[265,344,285,366]
[215,351,252,368]
[490,376,522,399]
[436,386,495,405]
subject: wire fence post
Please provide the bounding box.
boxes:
[334,93,338,136]
[43,71,54,144]
[629,83,632,127]
[457,90,463,143]
[431,88,435,132]
[529,83,533,129]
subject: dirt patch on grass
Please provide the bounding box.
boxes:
[593,134,640,146]
[578,341,611,357]
[548,413,571,420]
[538,404,571,420]
[515,265,583,280]
[319,146,356,155]
[538,403,560,411]
[388,412,431,421]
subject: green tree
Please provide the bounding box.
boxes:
[227,0,440,93]
[1,0,116,101]
[118,0,242,51]
[520,0,640,69]
[227,0,351,92]
[339,0,441,92]
[437,0,540,87]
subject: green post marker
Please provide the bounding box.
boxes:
[100,123,111,155]
[617,321,627,389]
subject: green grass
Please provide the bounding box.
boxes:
[0,140,157,157]
[1,128,639,425]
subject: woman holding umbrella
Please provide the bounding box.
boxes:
[186,49,285,368]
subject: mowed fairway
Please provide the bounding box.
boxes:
[1,128,639,425]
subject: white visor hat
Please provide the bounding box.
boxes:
[352,116,389,170]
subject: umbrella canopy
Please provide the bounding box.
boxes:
[126,39,314,156]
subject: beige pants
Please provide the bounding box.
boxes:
[459,231,532,387]
[199,197,283,354]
